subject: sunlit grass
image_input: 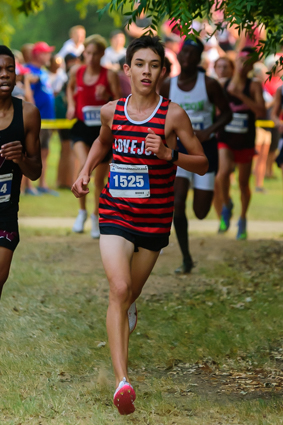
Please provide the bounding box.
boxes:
[0,232,282,423]
[18,132,283,221]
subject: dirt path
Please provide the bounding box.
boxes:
[19,217,283,239]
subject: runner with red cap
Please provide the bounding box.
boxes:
[26,41,57,195]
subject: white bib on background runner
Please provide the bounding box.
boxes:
[169,72,214,134]
[82,105,101,126]
[0,173,13,203]
[224,112,248,134]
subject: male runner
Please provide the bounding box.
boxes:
[0,45,41,297]
[67,34,121,238]
[216,47,265,239]
[72,36,208,415]
[160,39,232,273]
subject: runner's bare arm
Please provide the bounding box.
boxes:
[107,69,122,99]
[0,102,42,180]
[71,101,116,198]
[196,77,232,142]
[228,80,266,117]
[145,103,209,175]
[66,65,80,120]
[271,87,283,132]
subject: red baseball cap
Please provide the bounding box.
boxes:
[32,41,55,55]
[16,62,30,75]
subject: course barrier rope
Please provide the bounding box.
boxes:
[41,119,279,130]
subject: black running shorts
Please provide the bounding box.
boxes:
[100,225,169,252]
[0,219,19,251]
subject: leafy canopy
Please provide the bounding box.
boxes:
[3,0,283,67]
[98,0,283,63]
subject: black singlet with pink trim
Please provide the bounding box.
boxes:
[99,95,176,237]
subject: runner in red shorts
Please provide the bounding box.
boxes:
[216,48,266,239]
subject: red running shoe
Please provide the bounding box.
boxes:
[113,377,136,415]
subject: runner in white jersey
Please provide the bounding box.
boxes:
[161,38,232,273]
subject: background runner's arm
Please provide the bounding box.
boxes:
[146,103,208,175]
[196,77,232,142]
[0,103,42,181]
[71,103,114,197]
[107,69,122,100]
[271,87,283,132]
[66,66,78,120]
[228,80,266,117]
[171,105,209,174]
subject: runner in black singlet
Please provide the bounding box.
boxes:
[0,45,41,298]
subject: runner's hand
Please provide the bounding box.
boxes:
[0,141,24,163]
[145,128,170,160]
[71,175,90,198]
[194,129,211,143]
[66,105,76,120]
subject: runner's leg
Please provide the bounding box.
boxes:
[100,235,159,386]
[0,247,13,298]
[193,189,214,220]
[73,142,90,211]
[173,176,192,270]
[216,148,234,207]
[238,161,252,219]
[130,247,160,303]
[100,234,135,386]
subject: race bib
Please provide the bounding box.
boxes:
[82,106,101,126]
[188,115,204,131]
[0,173,13,203]
[225,113,249,134]
[109,163,150,198]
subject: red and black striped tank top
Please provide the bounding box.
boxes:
[99,95,176,237]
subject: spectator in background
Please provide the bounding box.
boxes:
[164,35,181,77]
[21,43,34,65]
[48,55,67,95]
[125,8,157,41]
[26,41,58,195]
[57,25,86,59]
[214,56,234,86]
[101,30,126,71]
[55,53,80,189]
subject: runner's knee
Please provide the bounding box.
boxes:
[109,281,132,307]
[0,270,9,297]
[194,205,210,220]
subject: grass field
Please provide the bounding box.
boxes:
[1,132,283,424]
[0,232,283,424]
[19,132,283,221]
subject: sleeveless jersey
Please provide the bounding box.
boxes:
[0,97,25,221]
[99,95,176,237]
[218,78,255,150]
[169,71,218,173]
[74,65,113,123]
[169,72,215,134]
